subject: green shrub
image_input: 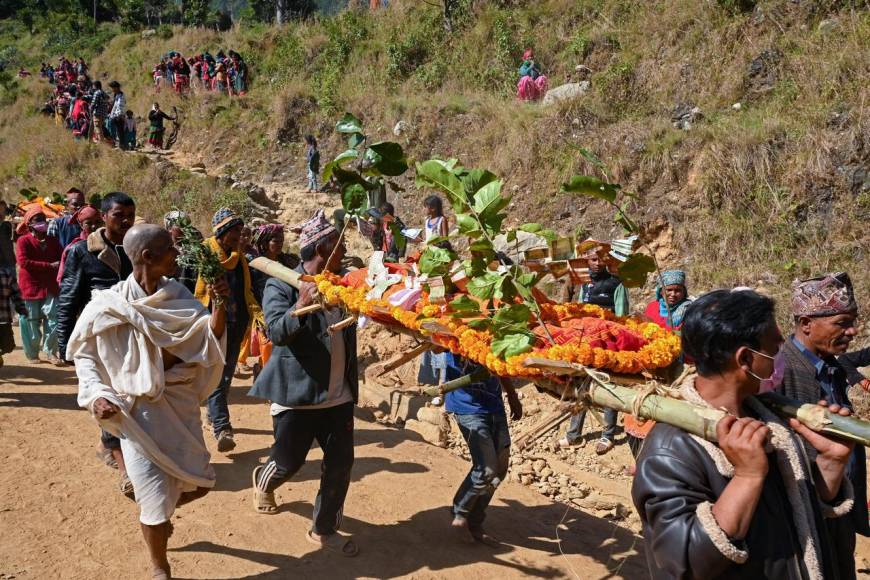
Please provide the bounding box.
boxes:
[156,24,173,40]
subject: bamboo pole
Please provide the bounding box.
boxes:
[757,391,870,446]
[292,303,323,317]
[421,368,491,397]
[249,257,311,289]
[380,342,432,373]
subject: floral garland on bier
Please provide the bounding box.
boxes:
[315,272,681,379]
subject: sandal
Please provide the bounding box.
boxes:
[252,466,278,515]
[306,530,359,557]
[557,437,585,449]
[119,473,135,500]
[594,437,615,456]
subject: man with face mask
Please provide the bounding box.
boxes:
[776,272,869,577]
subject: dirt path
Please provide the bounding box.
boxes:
[0,336,647,579]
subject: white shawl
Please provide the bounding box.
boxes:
[69,276,226,488]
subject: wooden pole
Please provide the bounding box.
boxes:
[249,257,311,289]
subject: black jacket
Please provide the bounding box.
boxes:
[633,389,855,580]
[57,229,132,360]
[247,267,357,407]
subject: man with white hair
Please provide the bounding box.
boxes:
[69,224,228,579]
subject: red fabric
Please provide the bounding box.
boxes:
[57,231,87,283]
[16,233,62,300]
[644,300,669,329]
[517,75,549,101]
[16,207,45,235]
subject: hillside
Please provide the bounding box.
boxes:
[0,0,868,313]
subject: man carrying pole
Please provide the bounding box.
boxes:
[69,224,228,580]
[633,289,855,579]
[249,209,359,557]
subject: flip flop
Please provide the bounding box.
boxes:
[251,466,278,515]
[306,530,359,557]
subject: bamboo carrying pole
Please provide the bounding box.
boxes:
[249,257,309,289]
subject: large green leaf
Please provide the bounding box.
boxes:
[387,221,407,252]
[341,184,369,214]
[336,112,363,134]
[419,246,456,277]
[415,160,469,212]
[490,332,535,359]
[618,253,657,288]
[467,271,506,301]
[347,132,365,149]
[364,141,408,177]
[455,213,482,238]
[461,169,499,197]
[334,148,360,166]
[449,295,481,314]
[469,239,494,253]
[472,180,506,214]
[561,175,621,203]
[493,304,531,326]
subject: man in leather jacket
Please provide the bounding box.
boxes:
[633,289,855,579]
[56,191,135,497]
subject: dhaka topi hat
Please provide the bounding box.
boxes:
[297,208,337,250]
[212,207,243,238]
[792,272,857,318]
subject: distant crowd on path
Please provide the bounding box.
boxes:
[152,50,248,96]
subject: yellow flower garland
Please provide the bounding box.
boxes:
[315,273,681,378]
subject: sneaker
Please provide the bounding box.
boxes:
[216,429,236,453]
[594,437,615,456]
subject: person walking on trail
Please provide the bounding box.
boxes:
[776,273,870,577]
[123,110,137,151]
[633,289,856,579]
[147,103,174,149]
[57,192,136,497]
[249,209,360,558]
[559,244,629,455]
[194,208,261,453]
[446,353,522,546]
[15,207,63,365]
[107,80,126,148]
[48,188,86,249]
[305,134,320,193]
[0,201,25,366]
[89,80,110,143]
[56,205,102,284]
[70,224,229,580]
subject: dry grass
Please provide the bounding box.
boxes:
[0,0,868,321]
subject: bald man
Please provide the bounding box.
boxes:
[68,224,229,579]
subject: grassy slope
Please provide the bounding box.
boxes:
[0,0,868,312]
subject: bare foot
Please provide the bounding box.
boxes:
[450,516,476,544]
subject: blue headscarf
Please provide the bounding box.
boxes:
[657,270,690,327]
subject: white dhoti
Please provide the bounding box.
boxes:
[69,276,226,525]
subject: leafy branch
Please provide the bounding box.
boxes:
[415,159,558,357]
[561,148,671,325]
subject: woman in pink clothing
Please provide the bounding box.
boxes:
[517,49,549,101]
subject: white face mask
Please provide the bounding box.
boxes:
[745,347,784,394]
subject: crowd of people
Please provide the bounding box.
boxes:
[152,50,249,96]
[39,57,139,149]
[2,182,869,578]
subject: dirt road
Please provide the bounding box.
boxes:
[0,334,647,580]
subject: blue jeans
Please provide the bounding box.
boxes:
[566,407,617,444]
[452,412,510,529]
[207,321,245,437]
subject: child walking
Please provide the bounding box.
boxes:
[305,134,320,193]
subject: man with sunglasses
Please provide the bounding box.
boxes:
[776,272,869,576]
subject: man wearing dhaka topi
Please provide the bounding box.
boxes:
[68,224,229,579]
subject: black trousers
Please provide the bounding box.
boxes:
[257,402,354,536]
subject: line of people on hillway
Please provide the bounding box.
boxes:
[152,50,248,96]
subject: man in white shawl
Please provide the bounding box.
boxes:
[69,224,227,580]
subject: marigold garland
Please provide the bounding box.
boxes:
[315,273,681,378]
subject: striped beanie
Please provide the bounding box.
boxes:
[212,207,243,238]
